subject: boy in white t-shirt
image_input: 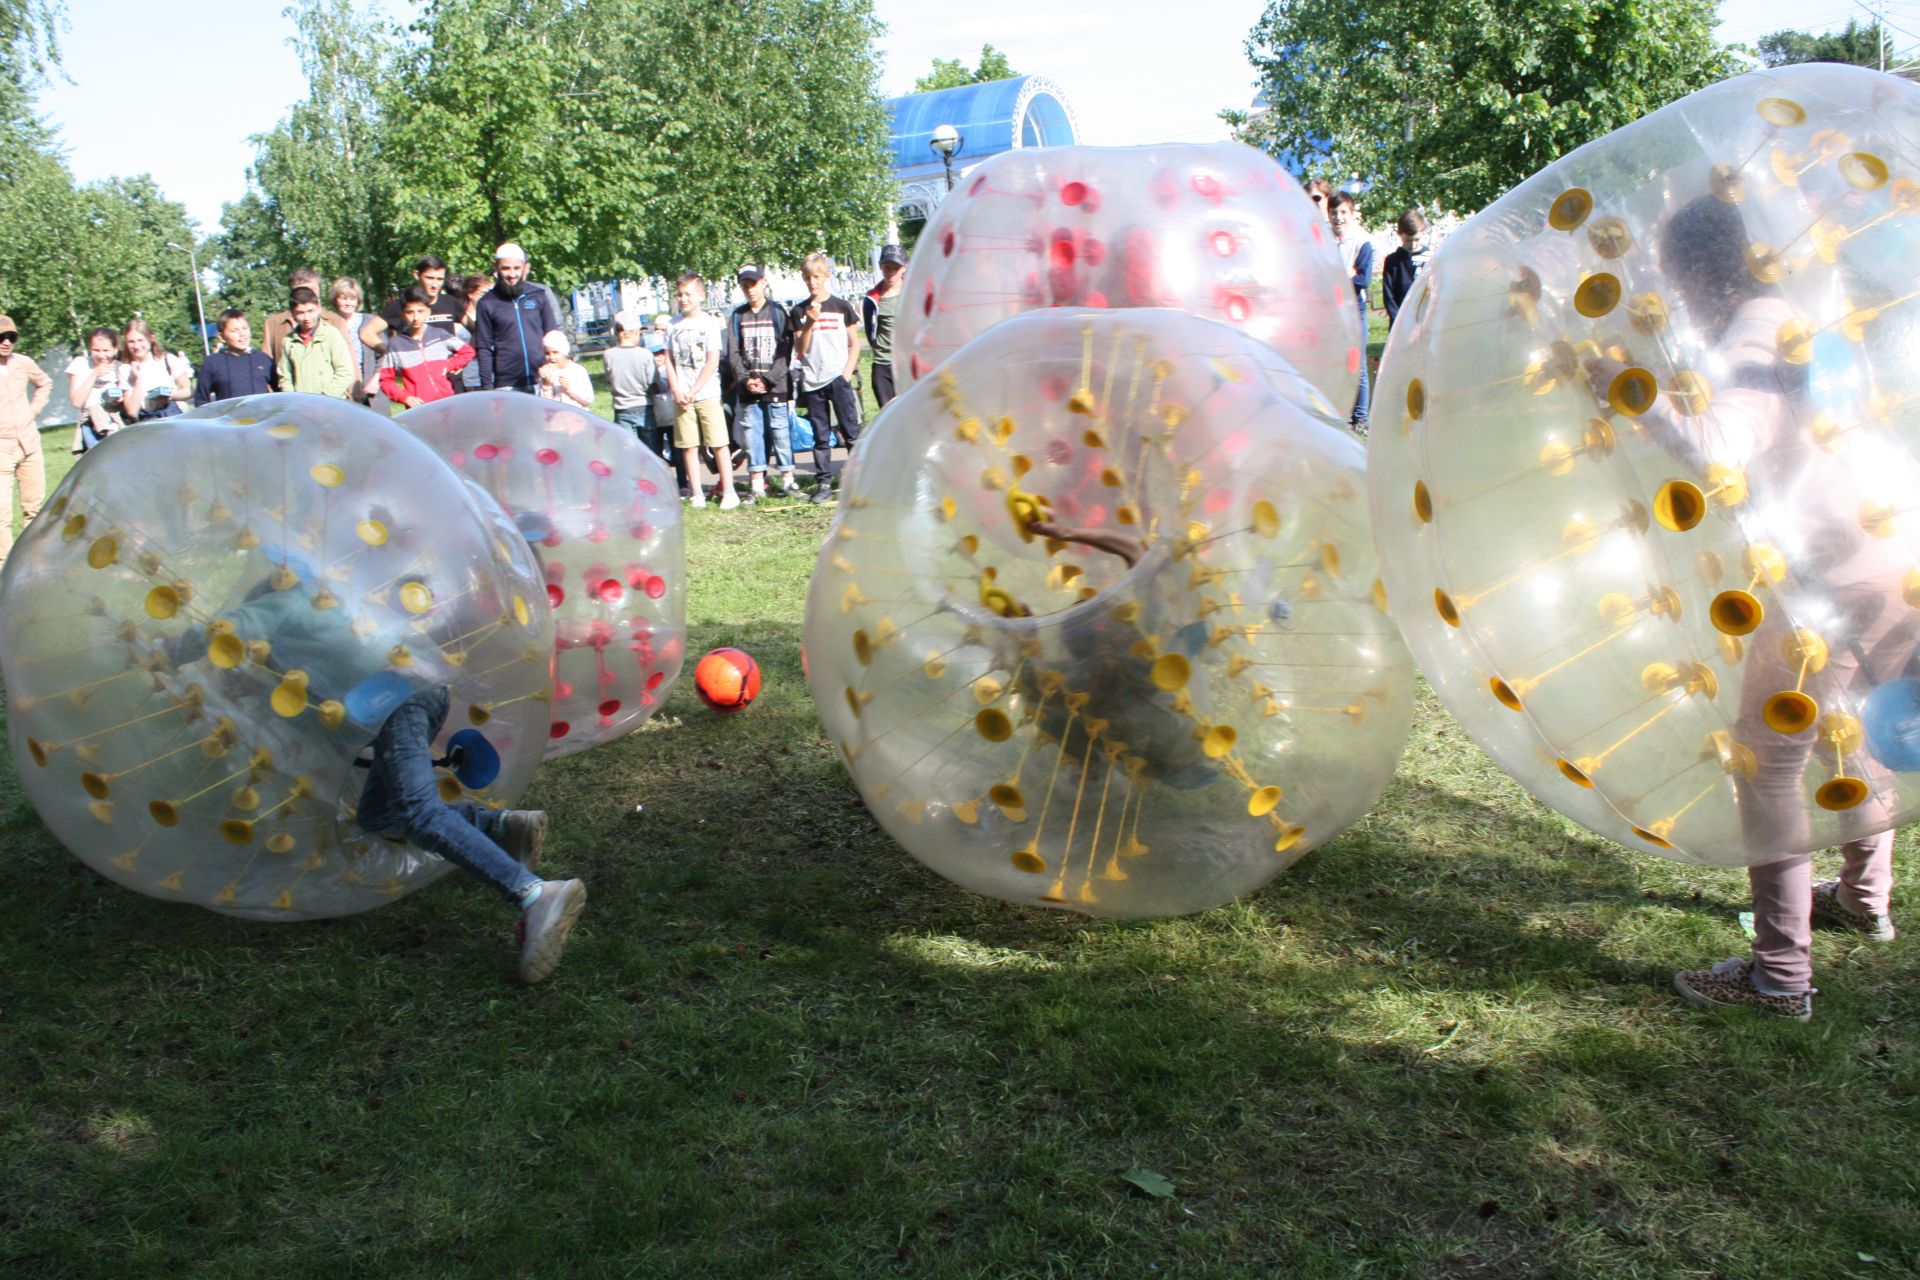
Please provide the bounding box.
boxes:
[666,273,734,510]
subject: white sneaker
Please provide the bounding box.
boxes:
[719,491,740,510]
[516,879,586,984]
[688,490,707,508]
[781,473,800,495]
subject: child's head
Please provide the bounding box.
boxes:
[216,309,251,352]
[400,286,431,334]
[542,330,570,365]
[1305,178,1333,216]
[1327,191,1359,235]
[803,252,833,297]
[1396,208,1427,247]
[612,310,641,345]
[675,273,706,315]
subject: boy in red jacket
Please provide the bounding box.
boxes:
[379,287,476,408]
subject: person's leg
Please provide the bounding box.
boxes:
[1350,329,1371,427]
[704,400,736,507]
[768,401,795,490]
[356,690,541,908]
[739,399,768,495]
[1748,853,1815,994]
[802,385,835,484]
[829,376,862,453]
[872,360,896,409]
[674,403,706,506]
[0,438,18,568]
[1838,830,1895,917]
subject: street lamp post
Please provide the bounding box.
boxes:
[166,240,210,358]
[929,124,964,192]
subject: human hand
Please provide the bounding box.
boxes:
[746,376,766,395]
[404,396,424,408]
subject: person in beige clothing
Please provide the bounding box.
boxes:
[0,314,53,570]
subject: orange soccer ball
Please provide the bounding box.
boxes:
[694,647,761,713]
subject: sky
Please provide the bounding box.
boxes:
[29,0,1895,237]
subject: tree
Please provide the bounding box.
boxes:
[233,0,406,302]
[388,0,893,285]
[1757,20,1885,70]
[912,43,1017,93]
[1232,0,1737,217]
[0,0,200,353]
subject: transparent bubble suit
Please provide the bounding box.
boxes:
[894,141,1361,417]
[1370,64,1920,867]
[0,394,554,918]
[809,309,1412,917]
[399,392,686,758]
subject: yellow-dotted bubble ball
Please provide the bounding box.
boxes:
[1371,64,1920,866]
[808,309,1412,917]
[0,394,554,917]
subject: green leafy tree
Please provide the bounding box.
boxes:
[386,0,892,285]
[912,43,1017,93]
[0,1,200,354]
[1757,20,1886,69]
[382,0,673,292]
[1232,0,1737,216]
[233,0,406,303]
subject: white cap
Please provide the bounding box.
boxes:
[542,329,570,356]
[612,309,640,332]
[494,241,529,263]
[652,313,672,327]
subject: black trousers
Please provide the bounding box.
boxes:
[800,376,861,483]
[871,359,896,410]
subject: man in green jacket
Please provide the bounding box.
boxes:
[276,286,355,398]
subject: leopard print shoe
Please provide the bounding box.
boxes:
[1811,878,1896,942]
[1674,957,1814,1023]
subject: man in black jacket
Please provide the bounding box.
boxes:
[725,265,798,499]
[473,242,563,392]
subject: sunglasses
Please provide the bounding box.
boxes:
[0,332,17,342]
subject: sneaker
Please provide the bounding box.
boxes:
[810,481,837,505]
[496,809,547,871]
[516,879,587,984]
[1673,956,1814,1022]
[750,478,768,499]
[1811,878,1896,941]
[1350,419,1370,438]
[780,473,800,496]
[688,490,707,509]
[719,491,741,510]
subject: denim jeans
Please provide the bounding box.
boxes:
[1350,304,1371,425]
[354,688,539,906]
[736,397,793,473]
[616,407,690,495]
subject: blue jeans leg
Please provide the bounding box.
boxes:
[355,688,539,907]
[738,400,769,474]
[1351,326,1371,425]
[766,400,793,471]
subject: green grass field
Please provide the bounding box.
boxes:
[3,403,1918,1278]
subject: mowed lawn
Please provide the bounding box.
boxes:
[3,407,1919,1278]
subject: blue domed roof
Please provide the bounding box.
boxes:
[886,75,1078,180]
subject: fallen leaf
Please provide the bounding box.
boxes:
[1122,1168,1175,1198]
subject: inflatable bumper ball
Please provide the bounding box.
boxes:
[807,309,1413,917]
[0,394,554,917]
[1370,64,1920,866]
[894,141,1361,417]
[399,393,686,757]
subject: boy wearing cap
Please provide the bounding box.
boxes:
[0,315,52,570]
[727,265,798,499]
[863,245,907,409]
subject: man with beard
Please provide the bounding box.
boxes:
[473,242,563,393]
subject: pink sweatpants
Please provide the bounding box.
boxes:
[1748,832,1894,992]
